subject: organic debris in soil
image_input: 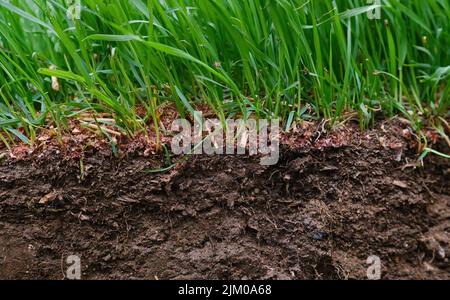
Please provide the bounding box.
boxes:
[0,115,441,163]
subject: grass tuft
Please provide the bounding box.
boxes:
[0,0,448,153]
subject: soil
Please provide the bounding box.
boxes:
[0,120,449,280]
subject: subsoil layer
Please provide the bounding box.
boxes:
[0,122,449,279]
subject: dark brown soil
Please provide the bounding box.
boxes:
[0,122,449,280]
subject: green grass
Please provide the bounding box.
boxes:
[0,0,449,152]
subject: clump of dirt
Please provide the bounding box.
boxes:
[0,121,449,279]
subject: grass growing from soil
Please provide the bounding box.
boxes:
[0,0,449,155]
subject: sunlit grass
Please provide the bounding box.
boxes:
[0,0,448,152]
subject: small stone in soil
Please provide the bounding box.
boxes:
[312,231,328,241]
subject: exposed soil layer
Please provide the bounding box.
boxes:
[0,122,449,279]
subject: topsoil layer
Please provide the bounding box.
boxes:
[0,122,449,279]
